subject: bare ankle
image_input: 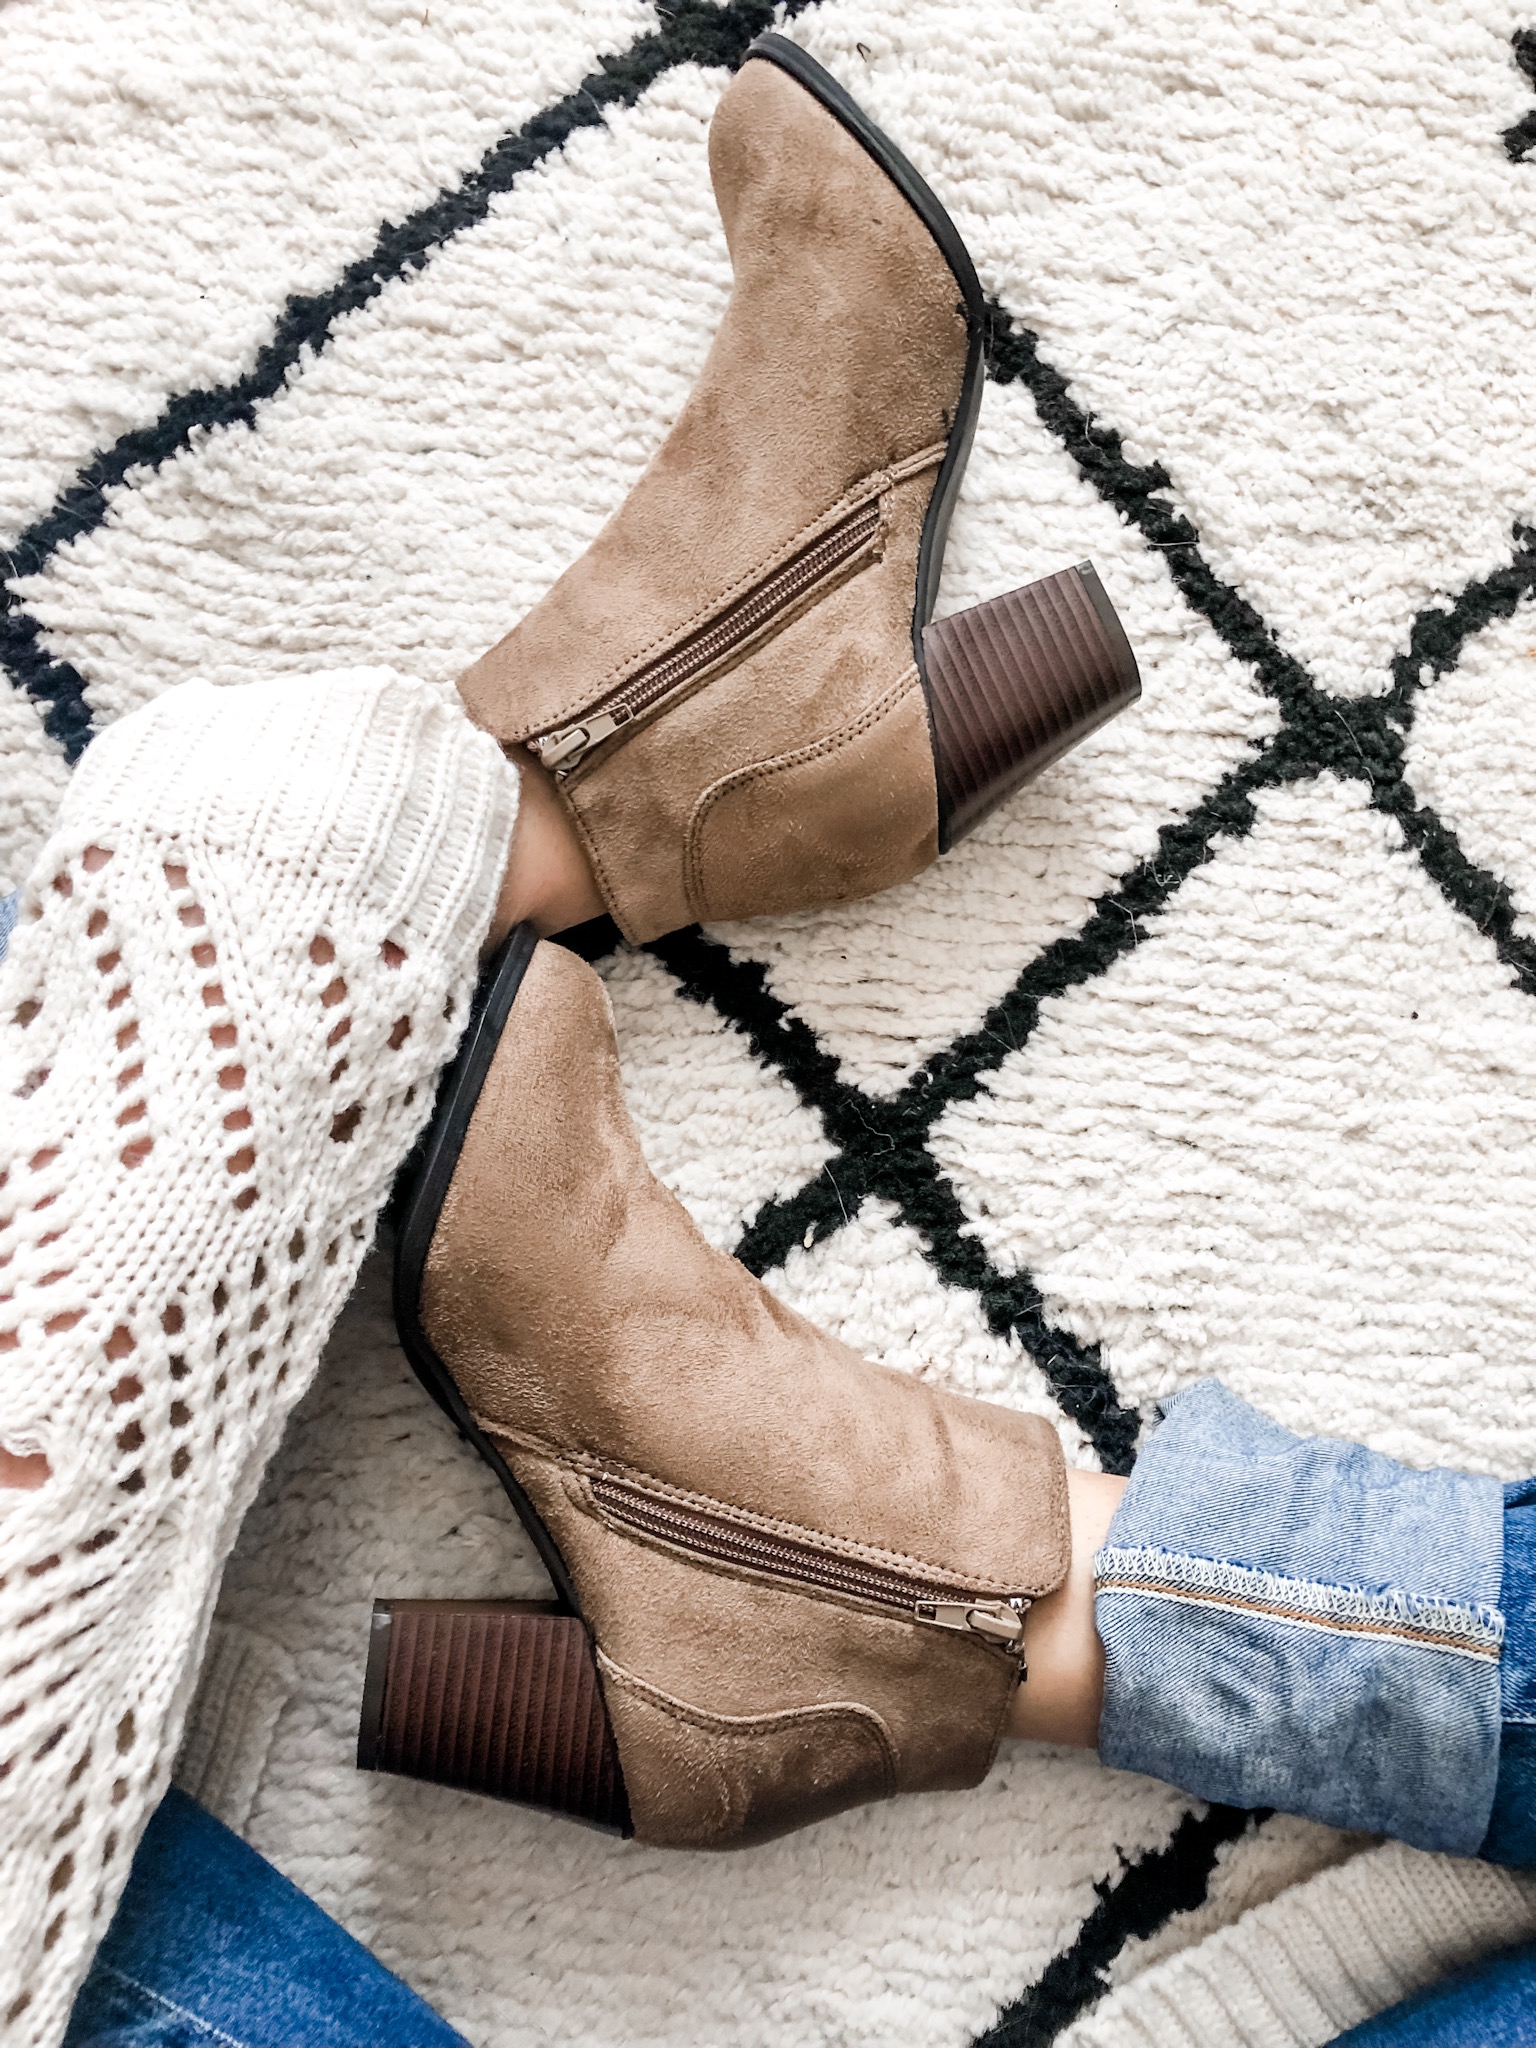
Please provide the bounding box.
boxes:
[487,751,606,946]
[1006,1468,1125,1747]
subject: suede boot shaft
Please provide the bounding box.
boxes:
[459,52,966,941]
[409,939,1071,1847]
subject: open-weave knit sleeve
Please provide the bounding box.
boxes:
[0,671,515,2046]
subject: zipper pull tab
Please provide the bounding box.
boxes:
[528,711,627,776]
[914,1597,1030,1655]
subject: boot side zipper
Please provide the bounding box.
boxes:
[590,1473,1029,1659]
[530,500,882,778]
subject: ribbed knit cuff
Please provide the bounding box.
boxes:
[1055,1843,1536,2048]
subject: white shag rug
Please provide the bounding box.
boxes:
[4,3,1536,2043]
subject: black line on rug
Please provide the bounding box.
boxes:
[1376,525,1536,994]
[1504,28,1536,160]
[987,304,1536,989]
[984,306,1316,724]
[651,924,1145,1471]
[969,1804,1265,2048]
[643,315,1536,1471]
[0,0,805,759]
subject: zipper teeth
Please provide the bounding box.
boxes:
[591,1475,985,1615]
[549,500,881,749]
[619,500,880,721]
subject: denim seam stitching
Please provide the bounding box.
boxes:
[90,1960,252,2047]
[1093,1543,1505,1660]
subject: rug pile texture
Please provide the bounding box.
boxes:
[4,2,1536,2043]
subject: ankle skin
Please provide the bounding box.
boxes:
[1008,1470,1124,1747]
[486,751,604,945]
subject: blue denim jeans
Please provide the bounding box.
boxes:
[1095,1381,1508,1854]
[66,1789,466,2047]
[1480,1479,1536,1867]
[1325,1940,1536,2045]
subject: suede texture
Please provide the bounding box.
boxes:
[595,1653,897,1850]
[684,662,935,927]
[456,55,967,941]
[418,941,1070,1849]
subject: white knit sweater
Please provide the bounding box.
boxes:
[0,672,516,2046]
[1060,1842,1536,2048]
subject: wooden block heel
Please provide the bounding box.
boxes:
[923,561,1141,850]
[357,1598,632,1834]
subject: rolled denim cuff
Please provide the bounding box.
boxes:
[1094,1380,1505,1855]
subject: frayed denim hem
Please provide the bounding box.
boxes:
[1096,1545,1504,1662]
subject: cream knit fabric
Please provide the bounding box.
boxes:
[0,670,515,2046]
[1059,1842,1536,2048]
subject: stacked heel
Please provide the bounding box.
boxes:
[923,560,1141,850]
[357,1598,631,1834]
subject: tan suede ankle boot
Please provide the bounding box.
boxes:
[457,37,1139,944]
[359,929,1070,1847]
